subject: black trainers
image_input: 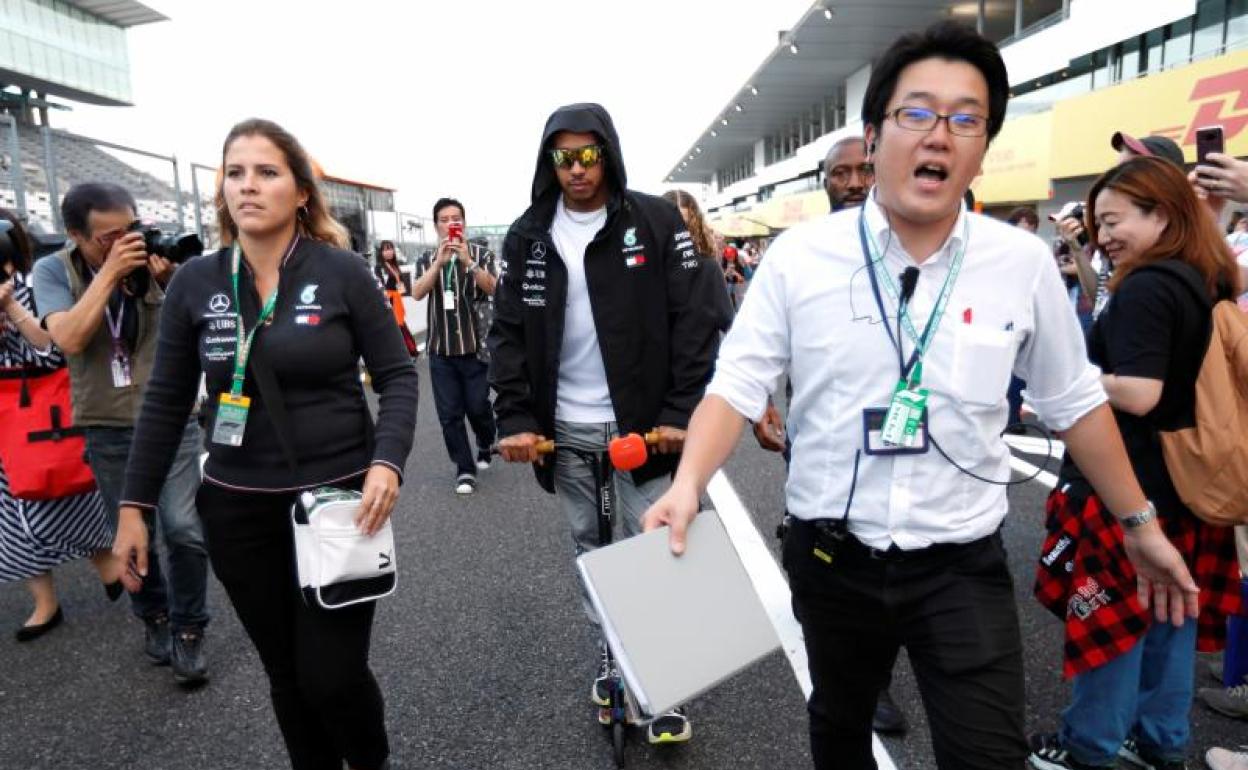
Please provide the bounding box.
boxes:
[476,449,491,471]
[1120,737,1191,770]
[455,473,476,495]
[646,706,692,744]
[591,641,613,707]
[1028,733,1110,769]
[171,627,209,687]
[872,687,907,734]
[144,612,172,665]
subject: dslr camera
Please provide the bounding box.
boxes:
[118,220,204,296]
[127,220,204,264]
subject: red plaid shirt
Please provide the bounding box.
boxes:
[1033,486,1243,678]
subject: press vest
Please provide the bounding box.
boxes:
[57,249,162,427]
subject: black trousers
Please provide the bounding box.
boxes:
[428,353,496,476]
[782,519,1027,770]
[197,480,389,770]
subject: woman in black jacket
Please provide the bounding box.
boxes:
[115,119,418,770]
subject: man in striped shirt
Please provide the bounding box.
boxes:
[413,198,498,494]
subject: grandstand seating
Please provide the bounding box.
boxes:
[0,121,211,235]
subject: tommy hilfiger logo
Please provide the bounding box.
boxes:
[295,314,321,326]
[625,254,646,268]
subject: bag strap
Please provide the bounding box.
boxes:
[248,339,300,474]
[247,336,377,476]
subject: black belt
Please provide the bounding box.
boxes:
[791,517,998,564]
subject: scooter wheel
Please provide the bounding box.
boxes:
[611,721,625,767]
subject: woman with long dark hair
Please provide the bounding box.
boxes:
[0,209,118,640]
[114,119,418,770]
[1029,156,1244,770]
[662,189,733,328]
[374,239,418,357]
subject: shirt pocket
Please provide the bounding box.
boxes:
[950,324,1017,407]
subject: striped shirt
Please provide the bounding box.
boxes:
[416,243,496,357]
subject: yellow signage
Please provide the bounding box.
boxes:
[755,189,830,230]
[708,211,770,238]
[972,110,1053,204]
[1051,48,1248,179]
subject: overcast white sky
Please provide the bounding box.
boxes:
[55,0,812,226]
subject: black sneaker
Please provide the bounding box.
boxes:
[171,627,209,687]
[872,687,907,734]
[591,641,613,707]
[455,473,476,495]
[144,613,172,665]
[476,449,491,471]
[1120,737,1191,770]
[646,706,692,745]
[1028,733,1110,769]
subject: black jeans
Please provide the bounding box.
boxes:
[783,519,1027,770]
[196,480,389,770]
[428,353,496,476]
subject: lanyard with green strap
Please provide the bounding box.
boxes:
[857,209,968,447]
[210,236,298,446]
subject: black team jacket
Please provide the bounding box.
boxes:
[488,102,725,493]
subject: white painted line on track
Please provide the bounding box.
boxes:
[1003,434,1065,459]
[1008,453,1059,490]
[707,470,899,770]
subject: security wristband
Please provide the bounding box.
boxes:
[1118,500,1157,530]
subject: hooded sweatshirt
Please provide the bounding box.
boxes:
[488,103,725,492]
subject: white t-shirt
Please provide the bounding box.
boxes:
[550,198,615,423]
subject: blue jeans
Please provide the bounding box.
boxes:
[85,418,210,631]
[1059,618,1197,766]
[428,354,495,476]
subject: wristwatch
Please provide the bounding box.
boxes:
[1119,500,1157,529]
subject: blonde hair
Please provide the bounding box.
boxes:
[662,189,717,258]
[216,118,350,250]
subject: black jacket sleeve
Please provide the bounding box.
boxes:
[344,255,419,479]
[121,268,203,508]
[656,205,724,429]
[488,227,541,438]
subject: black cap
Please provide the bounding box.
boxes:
[1110,131,1185,168]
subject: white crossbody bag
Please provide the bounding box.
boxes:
[292,487,397,609]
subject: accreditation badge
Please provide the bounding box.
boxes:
[110,353,133,388]
[443,289,456,311]
[868,379,930,454]
[211,393,251,447]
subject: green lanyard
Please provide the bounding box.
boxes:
[228,239,290,397]
[441,260,457,295]
[863,218,968,386]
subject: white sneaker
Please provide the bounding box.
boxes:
[1206,747,1248,770]
[475,451,491,471]
[455,474,476,495]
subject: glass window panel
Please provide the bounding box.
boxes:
[1164,18,1194,69]
[1120,36,1141,81]
[1022,0,1064,29]
[1144,28,1165,73]
[1229,0,1248,48]
[1193,0,1227,58]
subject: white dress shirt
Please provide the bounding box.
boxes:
[707,195,1106,550]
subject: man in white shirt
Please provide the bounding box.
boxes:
[644,22,1199,770]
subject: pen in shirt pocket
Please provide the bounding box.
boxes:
[962,307,972,324]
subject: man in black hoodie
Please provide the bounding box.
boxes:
[491,103,722,745]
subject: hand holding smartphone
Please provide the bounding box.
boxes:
[1196,125,1225,178]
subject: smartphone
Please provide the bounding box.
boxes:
[1196,125,1225,170]
[447,222,463,242]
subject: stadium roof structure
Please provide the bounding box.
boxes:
[66,1,167,28]
[666,1,1020,184]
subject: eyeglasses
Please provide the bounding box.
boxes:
[887,106,988,137]
[550,144,605,170]
[829,163,874,183]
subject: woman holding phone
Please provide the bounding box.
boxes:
[115,118,418,770]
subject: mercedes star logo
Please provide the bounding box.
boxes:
[208,293,231,314]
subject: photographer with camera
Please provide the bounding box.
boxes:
[31,182,210,686]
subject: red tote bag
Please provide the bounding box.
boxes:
[0,366,96,500]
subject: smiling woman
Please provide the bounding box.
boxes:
[114,119,419,770]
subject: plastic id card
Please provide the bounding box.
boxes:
[211,393,251,447]
[862,407,928,456]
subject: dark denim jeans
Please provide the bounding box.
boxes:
[428,354,496,476]
[85,418,210,631]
